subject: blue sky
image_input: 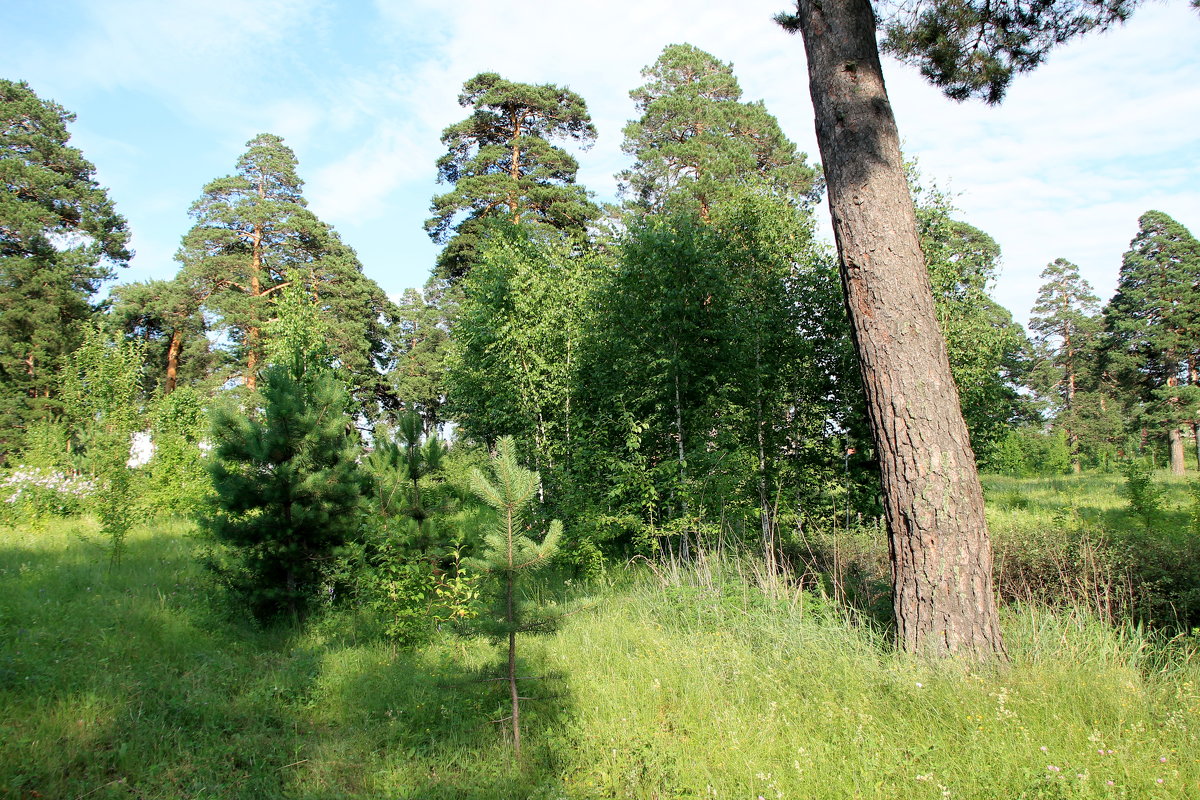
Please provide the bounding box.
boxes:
[4,0,1198,324]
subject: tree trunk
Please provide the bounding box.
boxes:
[1169,426,1186,475]
[788,0,1004,658]
[1191,421,1200,473]
[164,328,182,395]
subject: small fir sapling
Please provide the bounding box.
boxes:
[465,436,561,758]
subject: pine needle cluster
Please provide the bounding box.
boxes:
[465,436,561,758]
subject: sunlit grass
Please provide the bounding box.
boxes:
[2,515,1199,798]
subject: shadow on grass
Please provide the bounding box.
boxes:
[0,522,575,799]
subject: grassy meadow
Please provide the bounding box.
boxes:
[3,472,1200,798]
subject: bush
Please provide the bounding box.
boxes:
[0,466,96,523]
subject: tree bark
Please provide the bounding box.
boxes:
[164,328,182,395]
[788,0,1004,657]
[1169,426,1186,475]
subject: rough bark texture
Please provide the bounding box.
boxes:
[790,0,1005,657]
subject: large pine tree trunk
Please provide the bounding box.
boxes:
[788,0,1004,657]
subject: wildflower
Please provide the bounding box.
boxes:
[1040,746,1048,752]
[1047,765,1060,772]
[1159,756,1167,762]
[915,682,924,688]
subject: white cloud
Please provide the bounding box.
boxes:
[5,0,1196,309]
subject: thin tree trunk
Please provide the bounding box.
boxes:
[1191,421,1200,473]
[1168,375,1185,475]
[786,0,1004,658]
[246,182,265,391]
[164,328,182,395]
[1169,426,1186,475]
[504,502,521,758]
[1189,357,1199,471]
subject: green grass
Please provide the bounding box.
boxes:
[2,513,1200,798]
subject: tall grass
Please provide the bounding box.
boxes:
[2,516,1199,798]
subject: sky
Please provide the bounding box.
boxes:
[3,0,1198,325]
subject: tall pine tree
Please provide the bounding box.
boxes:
[1106,211,1200,474]
[0,80,130,459]
[620,44,820,216]
[176,133,396,407]
[1029,258,1102,471]
[426,73,599,282]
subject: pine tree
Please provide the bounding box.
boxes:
[620,44,820,216]
[1029,258,1102,471]
[364,410,445,547]
[466,436,561,759]
[778,1,1005,657]
[426,73,599,282]
[0,80,130,459]
[109,277,219,394]
[390,283,454,434]
[206,356,365,619]
[177,133,396,402]
[1106,211,1200,474]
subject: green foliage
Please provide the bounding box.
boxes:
[914,173,1032,454]
[0,80,130,459]
[60,323,146,562]
[426,73,600,281]
[354,412,465,644]
[446,224,603,480]
[880,0,1137,103]
[620,43,820,214]
[1029,258,1104,468]
[109,276,219,394]
[140,386,212,518]
[205,359,365,620]
[575,188,860,545]
[1121,460,1165,528]
[0,465,96,523]
[390,282,454,432]
[17,418,71,470]
[1104,211,1200,468]
[177,133,397,405]
[464,436,562,757]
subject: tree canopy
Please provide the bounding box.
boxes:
[0,79,130,458]
[426,73,600,282]
[176,133,396,406]
[620,44,820,216]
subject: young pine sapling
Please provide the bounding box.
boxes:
[467,436,561,759]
